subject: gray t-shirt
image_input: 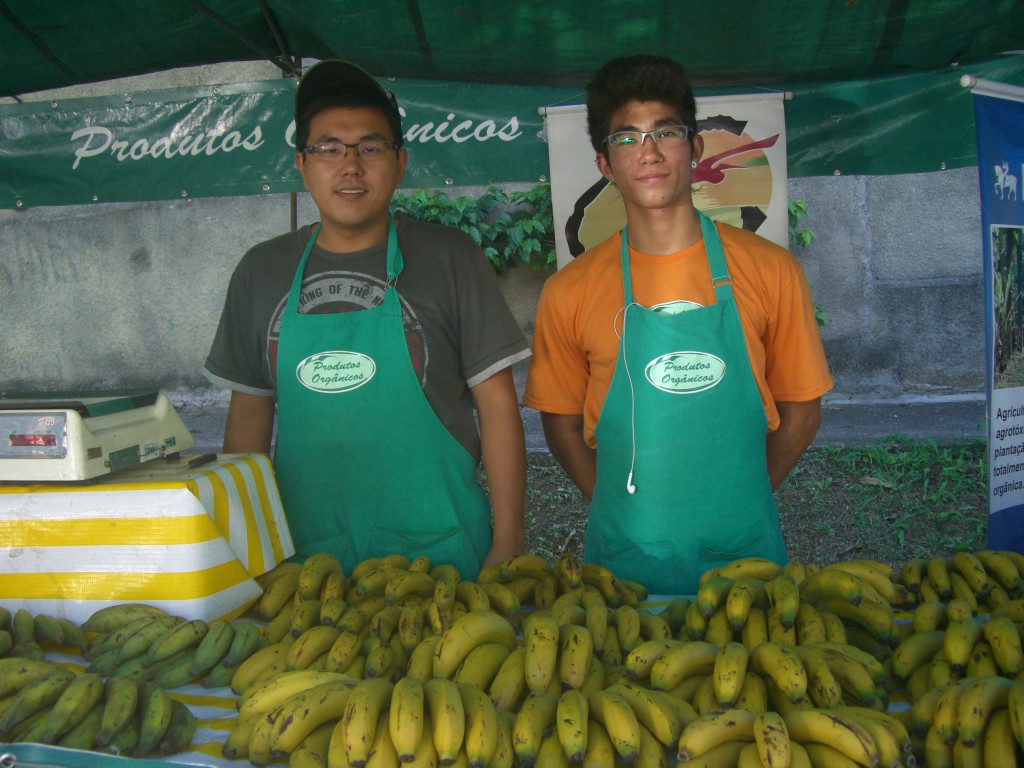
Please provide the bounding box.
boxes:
[204,217,531,459]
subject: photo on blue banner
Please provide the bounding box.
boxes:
[994,226,1024,388]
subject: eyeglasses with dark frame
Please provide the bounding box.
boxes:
[603,125,693,151]
[300,139,399,160]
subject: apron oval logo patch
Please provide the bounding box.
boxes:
[295,351,376,393]
[645,351,726,394]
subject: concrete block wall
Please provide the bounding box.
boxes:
[793,169,985,399]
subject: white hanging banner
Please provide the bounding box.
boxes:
[542,92,789,269]
[965,76,1024,551]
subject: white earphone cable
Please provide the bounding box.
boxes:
[616,304,639,495]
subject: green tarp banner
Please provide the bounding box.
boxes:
[0,77,576,209]
[784,57,1024,177]
[2,56,1024,210]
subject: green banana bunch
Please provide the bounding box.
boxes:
[157,699,198,755]
[83,614,166,661]
[55,702,104,750]
[0,658,72,698]
[102,711,140,756]
[133,681,174,757]
[40,672,105,744]
[144,619,208,667]
[7,640,45,660]
[30,614,58,645]
[223,620,264,667]
[115,615,186,665]
[81,603,169,635]
[0,667,76,737]
[12,609,35,645]
[189,619,236,676]
[151,649,201,689]
[95,676,140,748]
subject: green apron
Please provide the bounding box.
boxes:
[586,212,786,595]
[274,220,491,579]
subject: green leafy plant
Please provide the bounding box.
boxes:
[788,198,817,248]
[788,198,829,326]
[391,184,556,273]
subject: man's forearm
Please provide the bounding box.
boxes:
[540,412,597,501]
[472,369,526,566]
[766,398,822,490]
[480,429,526,565]
[223,391,275,454]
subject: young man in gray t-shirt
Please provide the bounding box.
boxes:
[204,60,529,578]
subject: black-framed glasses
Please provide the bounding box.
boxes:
[603,125,693,151]
[300,139,399,160]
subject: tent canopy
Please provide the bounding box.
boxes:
[3,0,1023,96]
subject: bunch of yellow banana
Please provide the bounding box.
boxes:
[796,562,901,650]
[245,674,505,768]
[892,605,1023,704]
[231,676,360,765]
[29,548,1024,766]
[900,673,1024,767]
[699,556,787,585]
[256,552,503,653]
[898,549,1024,612]
[433,609,518,681]
[682,558,899,661]
[249,551,648,682]
[675,704,910,768]
[480,554,646,612]
[624,632,887,718]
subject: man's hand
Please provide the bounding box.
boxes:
[539,412,597,501]
[767,398,821,490]
[223,391,275,454]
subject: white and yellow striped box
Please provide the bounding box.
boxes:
[0,453,293,624]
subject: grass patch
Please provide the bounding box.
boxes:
[777,437,987,568]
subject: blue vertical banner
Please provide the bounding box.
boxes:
[970,77,1024,550]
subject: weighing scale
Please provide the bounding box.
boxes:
[0,388,194,481]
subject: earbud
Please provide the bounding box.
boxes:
[626,472,636,495]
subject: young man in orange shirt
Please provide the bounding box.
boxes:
[525,55,833,594]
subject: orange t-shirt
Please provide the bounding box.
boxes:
[524,222,834,448]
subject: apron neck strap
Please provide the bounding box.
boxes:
[699,212,734,303]
[619,211,733,304]
[619,227,634,304]
[385,217,403,284]
[285,219,403,314]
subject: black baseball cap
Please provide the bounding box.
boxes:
[295,60,403,146]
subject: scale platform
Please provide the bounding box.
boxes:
[0,388,194,482]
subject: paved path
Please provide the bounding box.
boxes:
[812,396,986,447]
